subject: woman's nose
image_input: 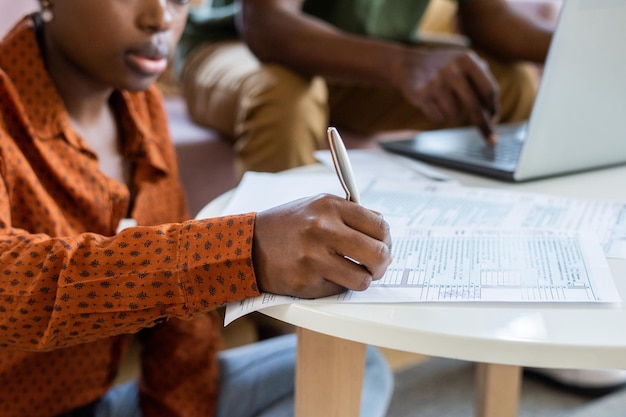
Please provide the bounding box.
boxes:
[136,0,173,33]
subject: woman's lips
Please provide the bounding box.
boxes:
[125,53,168,76]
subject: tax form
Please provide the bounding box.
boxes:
[362,178,626,259]
[225,227,617,325]
[214,167,624,326]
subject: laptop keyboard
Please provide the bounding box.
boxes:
[450,136,523,164]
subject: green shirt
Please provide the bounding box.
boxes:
[180,0,466,59]
[302,0,431,42]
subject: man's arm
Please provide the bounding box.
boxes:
[236,0,404,84]
[236,0,499,142]
[458,0,554,63]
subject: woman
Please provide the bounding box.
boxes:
[0,1,394,416]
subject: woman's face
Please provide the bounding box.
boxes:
[42,0,190,92]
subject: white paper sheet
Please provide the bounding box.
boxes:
[221,171,626,259]
[224,229,618,325]
[219,171,346,215]
[362,178,626,259]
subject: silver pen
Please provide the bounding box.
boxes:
[327,127,361,204]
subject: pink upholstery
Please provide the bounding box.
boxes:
[0,0,38,38]
[164,97,236,217]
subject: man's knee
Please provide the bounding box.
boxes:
[234,66,329,173]
[181,43,329,174]
[181,41,261,134]
[239,64,328,131]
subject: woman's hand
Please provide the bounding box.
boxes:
[253,194,392,299]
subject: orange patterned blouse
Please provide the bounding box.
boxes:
[0,17,260,417]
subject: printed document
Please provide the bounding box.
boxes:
[224,228,617,325]
[218,170,623,325]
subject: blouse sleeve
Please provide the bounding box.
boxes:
[0,210,260,351]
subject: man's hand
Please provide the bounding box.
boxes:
[252,194,392,299]
[396,46,500,145]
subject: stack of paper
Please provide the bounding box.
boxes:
[216,150,625,325]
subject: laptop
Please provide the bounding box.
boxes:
[381,0,626,182]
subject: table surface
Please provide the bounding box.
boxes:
[198,162,626,371]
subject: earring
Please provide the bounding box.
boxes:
[40,0,54,23]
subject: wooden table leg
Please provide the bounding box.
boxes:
[295,327,366,417]
[475,363,522,417]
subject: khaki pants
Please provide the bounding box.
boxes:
[181,2,539,178]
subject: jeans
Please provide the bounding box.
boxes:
[90,334,393,417]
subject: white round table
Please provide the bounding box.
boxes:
[197,163,626,417]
